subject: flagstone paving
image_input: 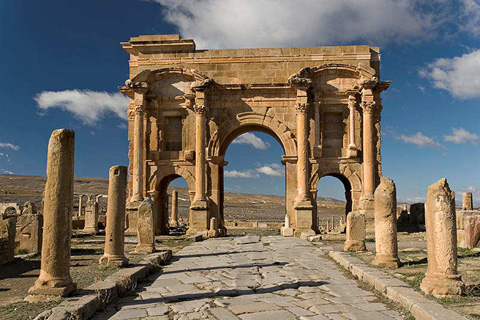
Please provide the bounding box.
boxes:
[94,235,405,320]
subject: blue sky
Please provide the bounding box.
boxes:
[0,0,479,204]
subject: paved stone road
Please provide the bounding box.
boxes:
[95,236,405,320]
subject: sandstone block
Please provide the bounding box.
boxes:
[344,212,366,252]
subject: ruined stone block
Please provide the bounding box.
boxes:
[16,213,42,254]
[464,215,480,248]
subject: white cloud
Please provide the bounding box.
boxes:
[118,122,128,130]
[2,170,13,175]
[396,132,442,148]
[443,127,478,144]
[460,0,480,36]
[0,143,20,151]
[256,163,284,177]
[151,0,474,49]
[224,170,259,178]
[420,49,480,99]
[35,90,129,125]
[232,133,270,150]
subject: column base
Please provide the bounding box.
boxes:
[99,254,129,267]
[344,240,366,252]
[134,243,155,254]
[372,254,401,268]
[169,220,179,227]
[207,229,221,238]
[294,200,319,236]
[28,277,76,297]
[359,196,375,235]
[347,145,358,158]
[83,227,98,235]
[188,200,209,234]
[125,201,142,235]
[281,227,295,237]
[420,273,465,297]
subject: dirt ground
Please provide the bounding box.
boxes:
[0,233,193,320]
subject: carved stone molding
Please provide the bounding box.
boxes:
[193,105,206,115]
[125,79,149,94]
[295,102,310,114]
[361,101,375,113]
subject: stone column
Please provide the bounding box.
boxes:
[100,166,128,267]
[189,83,210,234]
[131,92,145,202]
[28,129,76,297]
[170,190,179,227]
[292,80,316,235]
[77,194,84,217]
[463,192,473,210]
[135,198,156,253]
[372,177,401,268]
[84,198,99,234]
[347,95,358,158]
[420,178,464,297]
[344,212,366,252]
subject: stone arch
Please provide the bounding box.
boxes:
[291,63,376,82]
[208,111,297,158]
[310,164,363,216]
[148,166,195,235]
[131,67,210,84]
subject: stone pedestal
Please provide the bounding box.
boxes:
[372,177,401,268]
[420,178,464,297]
[344,212,366,252]
[84,199,99,234]
[207,217,219,238]
[135,198,155,253]
[125,201,141,235]
[281,215,294,237]
[100,166,128,267]
[28,129,76,298]
[463,192,473,211]
[0,216,16,264]
[294,201,317,236]
[188,200,208,234]
[16,214,42,254]
[464,215,480,248]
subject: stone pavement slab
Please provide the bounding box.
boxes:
[94,236,406,320]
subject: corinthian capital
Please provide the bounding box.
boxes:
[193,105,206,115]
[361,101,376,113]
[358,76,379,90]
[295,102,310,114]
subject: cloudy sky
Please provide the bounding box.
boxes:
[0,0,479,204]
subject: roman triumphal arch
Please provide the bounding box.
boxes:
[120,35,390,237]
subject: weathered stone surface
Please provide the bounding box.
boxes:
[0,216,16,264]
[464,215,480,248]
[21,201,37,215]
[28,129,76,298]
[16,213,42,254]
[121,35,388,237]
[463,192,473,211]
[344,212,366,251]
[420,178,464,297]
[84,198,99,234]
[372,177,400,268]
[135,198,155,253]
[92,236,402,320]
[410,203,425,225]
[100,166,128,267]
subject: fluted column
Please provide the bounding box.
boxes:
[347,95,358,158]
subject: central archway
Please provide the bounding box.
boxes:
[221,128,286,234]
[209,120,295,235]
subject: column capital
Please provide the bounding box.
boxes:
[295,102,310,114]
[347,95,357,109]
[361,101,375,114]
[193,104,206,115]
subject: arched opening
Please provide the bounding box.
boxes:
[316,174,352,233]
[221,128,286,235]
[156,175,192,235]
